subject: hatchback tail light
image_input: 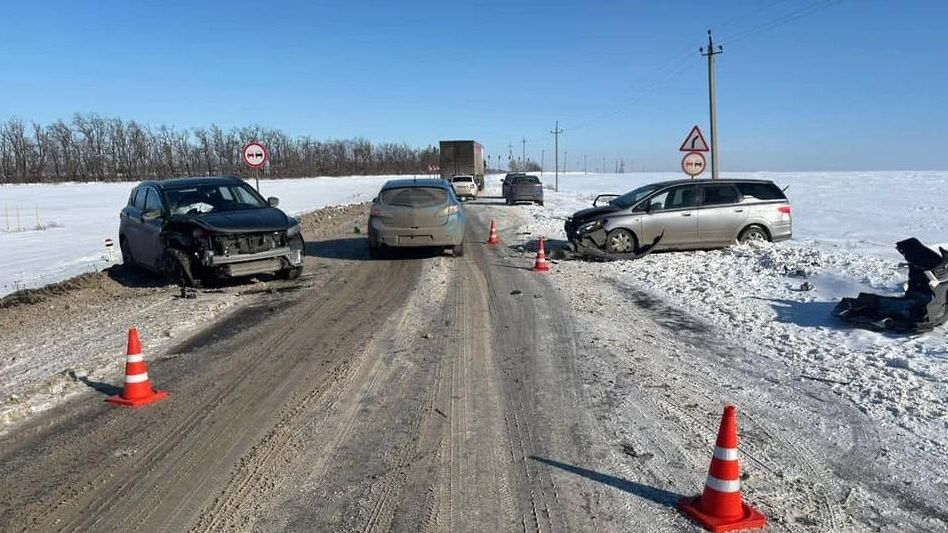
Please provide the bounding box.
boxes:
[778,205,791,214]
[370,205,383,217]
[438,205,460,216]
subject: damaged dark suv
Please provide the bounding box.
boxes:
[119,176,304,286]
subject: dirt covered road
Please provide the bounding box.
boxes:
[0,202,641,532]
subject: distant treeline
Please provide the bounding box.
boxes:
[0,114,440,183]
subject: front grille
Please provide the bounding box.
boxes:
[213,232,285,255]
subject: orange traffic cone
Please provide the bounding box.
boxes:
[487,220,500,245]
[532,238,550,272]
[679,405,766,532]
[106,327,169,407]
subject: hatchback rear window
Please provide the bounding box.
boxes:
[452,176,474,183]
[380,187,448,207]
[737,182,786,201]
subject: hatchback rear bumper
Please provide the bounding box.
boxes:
[369,218,464,248]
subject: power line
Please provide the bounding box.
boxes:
[719,0,842,46]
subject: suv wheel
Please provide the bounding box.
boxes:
[605,228,637,254]
[739,226,770,243]
[278,266,303,280]
[164,248,202,288]
[119,236,134,266]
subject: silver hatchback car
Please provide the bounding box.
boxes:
[565,179,791,254]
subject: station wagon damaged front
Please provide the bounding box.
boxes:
[565,179,791,257]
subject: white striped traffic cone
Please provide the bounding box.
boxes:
[106,327,168,407]
[678,405,766,532]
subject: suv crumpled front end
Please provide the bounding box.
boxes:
[199,227,304,277]
[163,213,304,282]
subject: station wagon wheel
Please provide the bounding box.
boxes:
[605,228,637,254]
[738,225,769,243]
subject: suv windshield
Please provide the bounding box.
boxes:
[610,183,665,209]
[380,187,448,207]
[165,183,267,215]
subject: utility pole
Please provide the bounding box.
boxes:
[602,156,606,174]
[550,121,563,191]
[701,29,723,180]
[521,137,527,165]
[583,154,587,175]
[541,149,545,176]
[508,143,514,170]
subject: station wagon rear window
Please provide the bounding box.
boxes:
[737,182,786,201]
[380,187,448,207]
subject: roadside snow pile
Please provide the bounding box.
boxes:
[489,172,948,441]
[0,175,394,297]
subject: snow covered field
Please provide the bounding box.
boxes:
[0,175,394,297]
[488,171,948,447]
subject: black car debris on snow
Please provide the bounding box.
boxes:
[119,176,304,287]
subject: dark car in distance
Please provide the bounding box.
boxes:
[503,174,544,206]
[500,172,526,198]
[119,176,304,286]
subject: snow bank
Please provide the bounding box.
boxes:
[0,175,396,297]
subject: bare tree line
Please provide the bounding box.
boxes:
[0,113,440,183]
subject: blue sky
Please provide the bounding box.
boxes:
[1,0,946,171]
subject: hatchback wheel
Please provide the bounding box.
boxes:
[738,226,769,243]
[605,228,636,254]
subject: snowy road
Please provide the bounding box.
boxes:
[0,198,945,531]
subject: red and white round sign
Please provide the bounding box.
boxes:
[681,151,706,177]
[242,141,269,169]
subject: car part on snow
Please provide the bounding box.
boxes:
[834,238,948,333]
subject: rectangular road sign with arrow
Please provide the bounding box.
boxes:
[679,125,709,152]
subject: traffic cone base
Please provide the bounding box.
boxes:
[678,497,766,533]
[106,389,168,408]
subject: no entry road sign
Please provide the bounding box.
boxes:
[681,151,706,177]
[679,126,709,152]
[242,142,269,169]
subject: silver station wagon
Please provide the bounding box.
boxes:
[565,179,792,254]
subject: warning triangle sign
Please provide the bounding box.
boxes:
[679,126,709,152]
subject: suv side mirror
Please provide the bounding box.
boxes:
[267,197,280,207]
